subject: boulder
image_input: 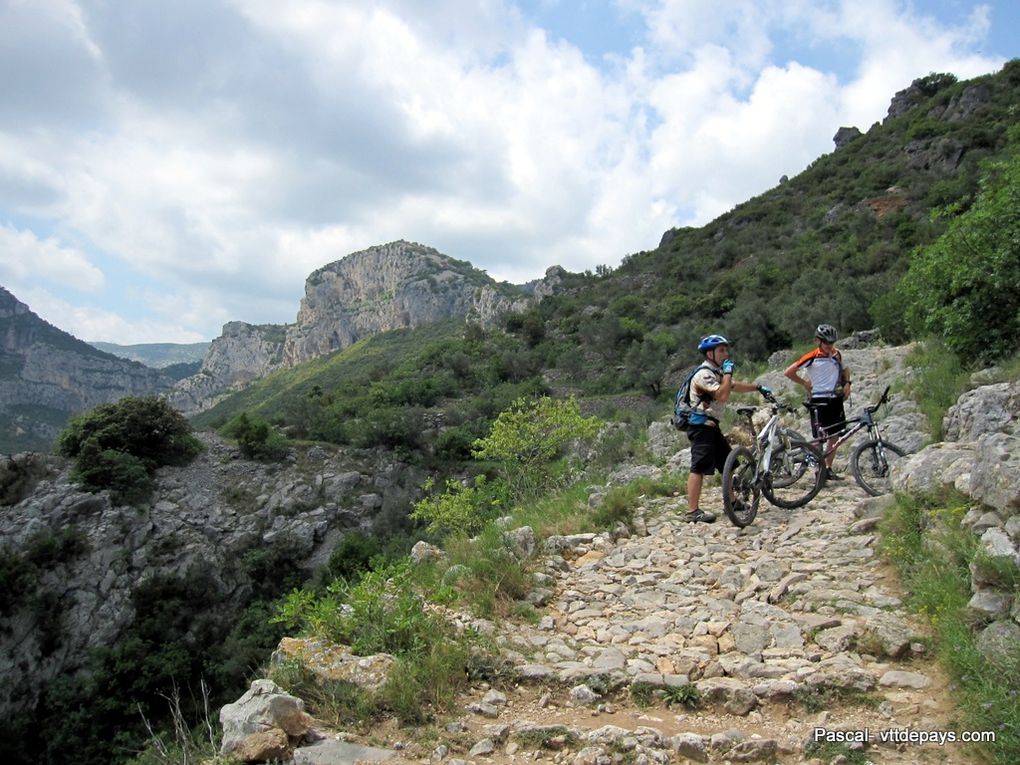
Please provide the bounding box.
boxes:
[968,433,1020,510]
[892,442,975,497]
[219,679,310,756]
[943,382,1016,442]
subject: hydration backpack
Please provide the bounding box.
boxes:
[672,363,715,431]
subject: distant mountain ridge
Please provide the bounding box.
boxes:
[89,341,210,368]
[0,287,173,452]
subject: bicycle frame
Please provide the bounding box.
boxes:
[804,386,891,461]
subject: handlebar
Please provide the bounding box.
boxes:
[865,385,892,414]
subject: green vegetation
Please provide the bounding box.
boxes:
[272,562,484,726]
[57,396,203,504]
[220,412,289,460]
[899,126,1020,363]
[662,683,702,709]
[879,493,1020,764]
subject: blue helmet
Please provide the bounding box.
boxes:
[697,334,730,353]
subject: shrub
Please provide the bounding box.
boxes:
[900,134,1020,363]
[57,397,202,503]
[220,412,288,460]
[411,474,504,537]
[471,396,602,502]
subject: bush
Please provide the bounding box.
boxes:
[221,412,289,460]
[900,134,1020,363]
[57,397,202,503]
[471,396,602,502]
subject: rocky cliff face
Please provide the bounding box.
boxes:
[173,241,543,413]
[167,321,287,413]
[0,434,424,720]
[282,241,529,365]
[0,287,174,451]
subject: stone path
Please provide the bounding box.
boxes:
[407,479,983,765]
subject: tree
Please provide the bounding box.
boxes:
[57,397,203,503]
[899,132,1020,363]
[471,396,601,501]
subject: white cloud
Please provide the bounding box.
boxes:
[0,223,104,292]
[0,0,1008,341]
[14,286,206,345]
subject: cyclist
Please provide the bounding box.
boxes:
[685,334,767,523]
[783,324,852,480]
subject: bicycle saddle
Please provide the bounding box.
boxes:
[736,406,756,416]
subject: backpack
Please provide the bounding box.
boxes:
[672,363,716,431]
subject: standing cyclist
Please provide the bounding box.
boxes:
[685,334,769,523]
[783,324,851,480]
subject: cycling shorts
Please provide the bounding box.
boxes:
[811,396,846,438]
[688,424,731,475]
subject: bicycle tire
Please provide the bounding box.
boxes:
[762,440,825,509]
[722,445,761,527]
[850,440,907,496]
[768,428,811,488]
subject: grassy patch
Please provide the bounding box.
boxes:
[903,339,970,439]
[879,493,1020,765]
[663,683,702,709]
[803,741,870,765]
[793,685,881,713]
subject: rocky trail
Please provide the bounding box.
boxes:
[284,476,982,765]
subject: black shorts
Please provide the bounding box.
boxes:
[687,424,731,475]
[811,396,846,438]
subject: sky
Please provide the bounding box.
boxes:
[0,0,1016,344]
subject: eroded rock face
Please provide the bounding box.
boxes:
[0,434,424,721]
[171,241,542,412]
[281,241,528,365]
[1,286,174,448]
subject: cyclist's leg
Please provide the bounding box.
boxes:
[818,399,847,470]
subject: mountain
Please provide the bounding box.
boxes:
[88,341,210,369]
[169,240,548,413]
[0,287,174,452]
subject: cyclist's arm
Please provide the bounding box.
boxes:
[783,361,812,392]
[714,375,758,402]
[840,367,851,398]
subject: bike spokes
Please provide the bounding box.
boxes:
[722,446,760,527]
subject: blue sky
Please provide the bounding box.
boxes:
[0,0,1015,344]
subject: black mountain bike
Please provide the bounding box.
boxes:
[802,385,907,496]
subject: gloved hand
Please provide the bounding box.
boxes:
[757,385,773,397]
[720,359,735,375]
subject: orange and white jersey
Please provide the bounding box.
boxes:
[793,348,845,397]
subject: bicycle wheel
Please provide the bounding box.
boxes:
[768,428,811,488]
[850,440,907,496]
[722,446,761,527]
[762,440,825,509]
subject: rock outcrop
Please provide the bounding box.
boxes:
[172,241,544,413]
[0,434,425,721]
[282,241,528,365]
[833,126,862,149]
[0,286,174,451]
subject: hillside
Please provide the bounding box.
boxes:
[189,63,1020,446]
[170,241,536,414]
[0,287,174,452]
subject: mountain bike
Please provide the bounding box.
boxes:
[721,391,825,527]
[802,385,907,496]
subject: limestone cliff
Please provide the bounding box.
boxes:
[167,321,287,413]
[173,241,547,413]
[281,241,529,365]
[0,286,173,451]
